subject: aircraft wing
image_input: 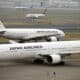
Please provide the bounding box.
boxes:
[23,33,56,40]
[23,35,54,42]
[57,46,80,55]
[9,40,18,44]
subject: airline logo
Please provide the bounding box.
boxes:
[10,45,42,50]
[37,31,58,33]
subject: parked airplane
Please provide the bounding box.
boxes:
[0,40,80,64]
[25,8,47,19]
[0,21,65,43]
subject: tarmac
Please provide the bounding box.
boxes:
[0,60,80,80]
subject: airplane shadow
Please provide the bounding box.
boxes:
[0,60,80,68]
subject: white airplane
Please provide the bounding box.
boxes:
[26,8,47,19]
[0,21,65,43]
[0,40,80,65]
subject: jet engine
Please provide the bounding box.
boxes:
[46,55,61,64]
[47,37,58,42]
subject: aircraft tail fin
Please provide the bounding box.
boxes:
[0,21,6,33]
[43,8,47,14]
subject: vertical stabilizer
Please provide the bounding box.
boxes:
[43,8,47,14]
[0,21,5,32]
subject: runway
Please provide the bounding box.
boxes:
[0,8,80,32]
[0,60,80,80]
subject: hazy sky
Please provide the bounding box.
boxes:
[0,0,80,2]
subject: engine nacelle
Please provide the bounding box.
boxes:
[47,55,61,64]
[47,37,57,42]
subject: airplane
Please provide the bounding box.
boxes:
[0,21,65,43]
[0,40,80,65]
[25,8,47,19]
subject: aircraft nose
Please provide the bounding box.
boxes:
[59,30,65,37]
[61,31,65,37]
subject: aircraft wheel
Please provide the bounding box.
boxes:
[34,59,44,64]
[58,61,65,65]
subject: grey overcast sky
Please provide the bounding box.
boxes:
[0,0,80,1]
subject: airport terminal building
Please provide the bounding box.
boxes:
[0,0,80,9]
